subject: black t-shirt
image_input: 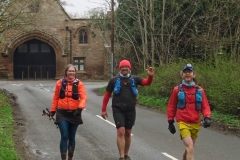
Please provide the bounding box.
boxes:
[106,75,143,110]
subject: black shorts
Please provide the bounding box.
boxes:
[112,106,136,129]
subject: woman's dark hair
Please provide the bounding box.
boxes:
[64,64,76,76]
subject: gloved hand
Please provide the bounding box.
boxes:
[168,120,176,134]
[74,108,82,116]
[203,117,211,128]
[50,111,56,117]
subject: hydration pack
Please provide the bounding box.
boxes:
[113,76,138,96]
[59,78,79,100]
[177,84,202,111]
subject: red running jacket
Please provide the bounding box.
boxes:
[167,84,211,123]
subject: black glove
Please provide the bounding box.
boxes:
[50,111,56,117]
[74,108,82,116]
[168,120,176,134]
[203,117,211,128]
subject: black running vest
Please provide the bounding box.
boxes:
[59,78,79,100]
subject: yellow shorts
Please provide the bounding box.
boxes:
[177,122,201,139]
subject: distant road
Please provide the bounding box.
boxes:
[0,80,239,160]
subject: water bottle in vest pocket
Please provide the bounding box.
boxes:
[131,78,138,96]
[177,91,185,109]
[195,88,202,111]
[113,77,121,94]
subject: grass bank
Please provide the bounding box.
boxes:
[0,90,20,160]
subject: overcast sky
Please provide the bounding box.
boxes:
[62,0,111,18]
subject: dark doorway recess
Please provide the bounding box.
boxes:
[14,39,56,79]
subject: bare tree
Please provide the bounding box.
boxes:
[0,0,41,42]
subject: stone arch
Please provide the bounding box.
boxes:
[2,30,66,79]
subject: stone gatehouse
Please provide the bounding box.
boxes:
[0,0,108,80]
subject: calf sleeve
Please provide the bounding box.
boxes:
[68,145,74,158]
[61,152,67,160]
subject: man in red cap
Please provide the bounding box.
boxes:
[101,59,154,160]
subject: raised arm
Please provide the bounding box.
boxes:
[141,66,154,86]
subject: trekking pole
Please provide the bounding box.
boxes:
[42,108,58,129]
[45,108,52,118]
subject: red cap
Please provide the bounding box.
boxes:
[119,60,131,69]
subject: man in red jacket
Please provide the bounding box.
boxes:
[167,63,211,160]
[101,59,154,160]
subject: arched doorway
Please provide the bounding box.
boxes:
[14,39,56,79]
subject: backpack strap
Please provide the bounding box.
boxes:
[60,78,67,99]
[113,76,121,94]
[72,79,79,100]
[177,84,186,109]
[178,84,184,92]
[130,76,138,96]
[195,85,202,111]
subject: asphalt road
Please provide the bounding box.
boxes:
[0,80,239,160]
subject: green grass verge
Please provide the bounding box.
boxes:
[0,91,20,160]
[137,94,169,111]
[211,110,240,128]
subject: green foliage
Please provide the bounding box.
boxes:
[91,31,96,38]
[137,94,169,112]
[211,110,240,128]
[0,91,20,160]
[138,59,189,97]
[195,59,240,115]
[98,86,107,96]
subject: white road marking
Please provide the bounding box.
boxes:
[12,84,23,86]
[161,152,178,160]
[43,88,50,92]
[39,84,50,92]
[96,115,116,126]
[96,115,134,136]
